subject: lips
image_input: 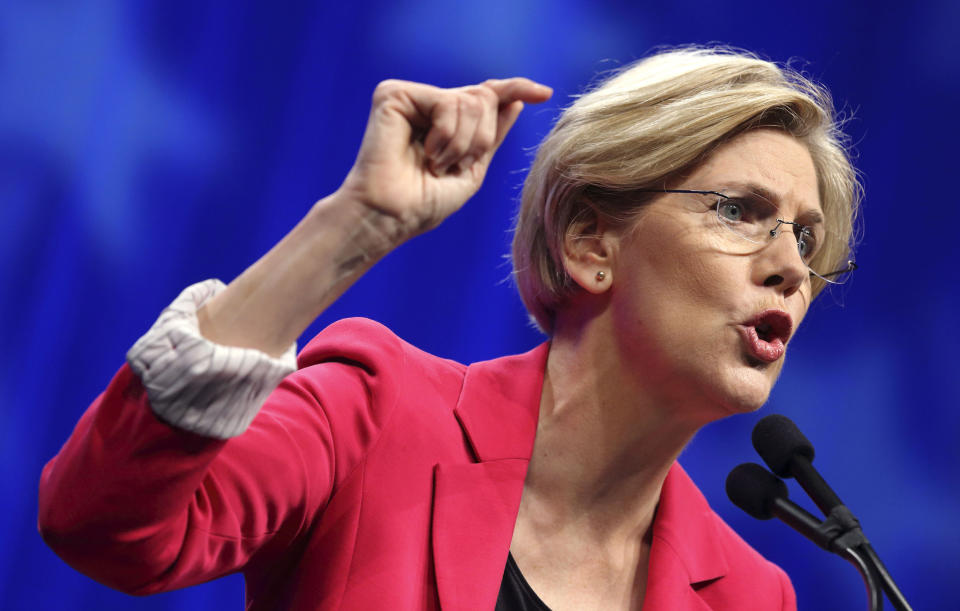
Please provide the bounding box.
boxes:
[739,309,793,363]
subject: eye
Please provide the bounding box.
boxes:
[797,227,819,260]
[717,198,744,222]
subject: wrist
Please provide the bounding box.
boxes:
[318,187,415,252]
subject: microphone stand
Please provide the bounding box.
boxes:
[768,497,885,611]
[750,416,913,611]
[840,545,883,611]
[823,504,911,611]
[789,454,913,611]
[860,544,911,610]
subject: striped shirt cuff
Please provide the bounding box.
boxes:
[126,279,298,439]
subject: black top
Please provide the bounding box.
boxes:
[495,552,552,611]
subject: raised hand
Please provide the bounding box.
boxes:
[196,77,550,357]
[339,78,553,238]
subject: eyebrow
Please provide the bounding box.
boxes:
[720,181,824,225]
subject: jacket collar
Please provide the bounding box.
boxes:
[654,462,729,584]
[431,341,730,610]
[431,342,548,611]
[643,462,730,609]
[453,342,549,462]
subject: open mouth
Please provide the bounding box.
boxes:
[756,322,775,342]
[752,310,792,345]
[739,310,793,363]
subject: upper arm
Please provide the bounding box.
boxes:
[37,363,334,594]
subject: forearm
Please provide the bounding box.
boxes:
[197,190,408,357]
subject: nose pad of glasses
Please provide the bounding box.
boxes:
[768,219,787,239]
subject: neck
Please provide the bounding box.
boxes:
[523,310,706,544]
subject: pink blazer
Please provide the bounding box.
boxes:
[39,318,795,610]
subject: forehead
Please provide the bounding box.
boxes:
[685,129,821,219]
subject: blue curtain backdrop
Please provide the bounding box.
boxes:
[5,1,958,609]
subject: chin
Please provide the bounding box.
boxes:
[708,367,776,421]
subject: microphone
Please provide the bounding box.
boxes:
[751,414,843,515]
[726,462,886,610]
[743,415,912,611]
[725,463,838,552]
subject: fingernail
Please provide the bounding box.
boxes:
[461,155,476,169]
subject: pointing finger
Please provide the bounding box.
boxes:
[483,77,553,105]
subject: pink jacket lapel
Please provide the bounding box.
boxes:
[430,343,548,611]
[643,463,730,611]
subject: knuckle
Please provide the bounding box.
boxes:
[476,129,496,150]
[372,79,402,103]
[482,80,506,101]
[435,122,456,139]
[479,84,500,104]
[435,99,457,121]
[432,107,456,136]
[469,85,498,108]
[461,94,484,116]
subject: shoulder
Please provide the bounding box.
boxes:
[298,317,460,368]
[296,317,466,387]
[287,318,468,426]
[263,318,471,488]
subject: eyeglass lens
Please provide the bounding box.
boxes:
[713,195,853,285]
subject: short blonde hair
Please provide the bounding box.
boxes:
[511,46,862,334]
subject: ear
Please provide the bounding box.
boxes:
[561,206,619,295]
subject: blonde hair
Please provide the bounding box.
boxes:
[511,46,862,334]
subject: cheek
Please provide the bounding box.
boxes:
[623,218,732,309]
[650,242,744,326]
[615,244,739,362]
[615,213,751,346]
[794,286,813,325]
[644,217,743,291]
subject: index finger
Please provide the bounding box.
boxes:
[482,77,553,105]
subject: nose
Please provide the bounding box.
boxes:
[754,228,808,297]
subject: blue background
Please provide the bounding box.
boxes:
[4,1,958,609]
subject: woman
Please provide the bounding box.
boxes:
[39,46,859,610]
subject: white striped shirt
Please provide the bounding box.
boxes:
[126,280,297,439]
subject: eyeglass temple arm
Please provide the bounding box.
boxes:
[818,261,858,278]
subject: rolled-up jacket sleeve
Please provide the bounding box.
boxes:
[125,279,298,440]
